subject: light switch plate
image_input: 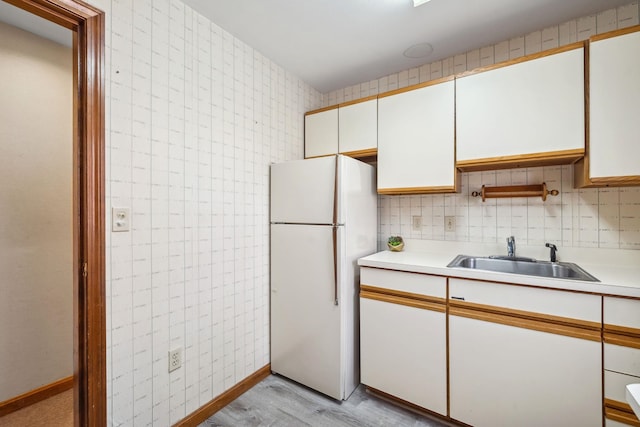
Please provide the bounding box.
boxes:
[445,216,455,232]
[412,215,422,230]
[112,207,130,232]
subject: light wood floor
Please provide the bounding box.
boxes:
[201,375,452,427]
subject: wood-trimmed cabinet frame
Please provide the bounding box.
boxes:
[305,96,379,161]
[376,77,459,195]
[603,322,640,426]
[3,0,107,425]
[454,42,586,172]
[575,24,640,188]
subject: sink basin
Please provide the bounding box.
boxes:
[447,255,599,282]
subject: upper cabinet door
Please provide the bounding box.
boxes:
[338,97,377,157]
[377,78,457,194]
[581,26,640,186]
[305,106,338,158]
[456,44,585,171]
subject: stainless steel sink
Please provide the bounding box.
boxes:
[447,255,599,282]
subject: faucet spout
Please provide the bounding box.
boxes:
[507,236,516,257]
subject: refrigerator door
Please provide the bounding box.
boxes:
[271,223,343,399]
[271,156,338,225]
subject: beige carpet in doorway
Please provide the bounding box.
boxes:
[0,389,72,427]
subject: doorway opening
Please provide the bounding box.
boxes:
[1,0,106,425]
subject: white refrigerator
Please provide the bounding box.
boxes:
[270,154,377,400]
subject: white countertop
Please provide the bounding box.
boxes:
[627,384,640,419]
[358,239,640,298]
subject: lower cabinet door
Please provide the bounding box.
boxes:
[360,297,447,415]
[449,315,602,427]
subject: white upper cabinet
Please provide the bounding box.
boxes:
[576,26,640,187]
[456,43,585,171]
[338,97,377,157]
[304,106,338,158]
[377,78,457,194]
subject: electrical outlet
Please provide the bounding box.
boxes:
[168,348,182,372]
[445,216,455,232]
[111,207,130,232]
[412,215,422,231]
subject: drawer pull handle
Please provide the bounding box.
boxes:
[451,296,465,301]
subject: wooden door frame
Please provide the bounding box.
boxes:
[4,0,106,425]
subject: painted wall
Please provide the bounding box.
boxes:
[0,21,73,401]
[84,0,322,425]
[323,2,640,251]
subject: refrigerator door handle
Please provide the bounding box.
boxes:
[332,155,339,226]
[332,225,338,306]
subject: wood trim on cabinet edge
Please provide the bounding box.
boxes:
[605,406,640,427]
[589,175,640,186]
[604,324,640,337]
[455,41,585,79]
[0,376,73,417]
[449,299,601,331]
[4,1,108,426]
[173,364,271,427]
[575,38,594,189]
[604,332,640,349]
[591,24,640,43]
[377,75,455,99]
[338,94,378,108]
[364,386,465,426]
[456,148,584,172]
[606,398,639,415]
[361,290,446,312]
[573,159,595,188]
[450,305,601,341]
[340,148,377,158]
[305,104,339,116]
[377,185,458,195]
[445,277,451,418]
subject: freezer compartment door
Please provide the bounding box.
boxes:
[271,156,337,224]
[271,223,343,399]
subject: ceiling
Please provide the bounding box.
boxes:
[0,1,71,47]
[183,0,631,93]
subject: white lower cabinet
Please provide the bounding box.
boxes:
[603,296,640,426]
[359,268,447,415]
[448,279,602,427]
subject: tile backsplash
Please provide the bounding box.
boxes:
[379,166,640,251]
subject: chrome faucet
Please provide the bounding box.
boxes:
[506,236,516,257]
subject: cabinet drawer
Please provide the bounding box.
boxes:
[360,267,446,299]
[606,370,640,403]
[449,278,601,323]
[607,419,637,427]
[605,297,640,330]
[605,370,640,427]
[606,344,640,377]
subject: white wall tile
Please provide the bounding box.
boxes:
[100,0,322,423]
[617,2,640,28]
